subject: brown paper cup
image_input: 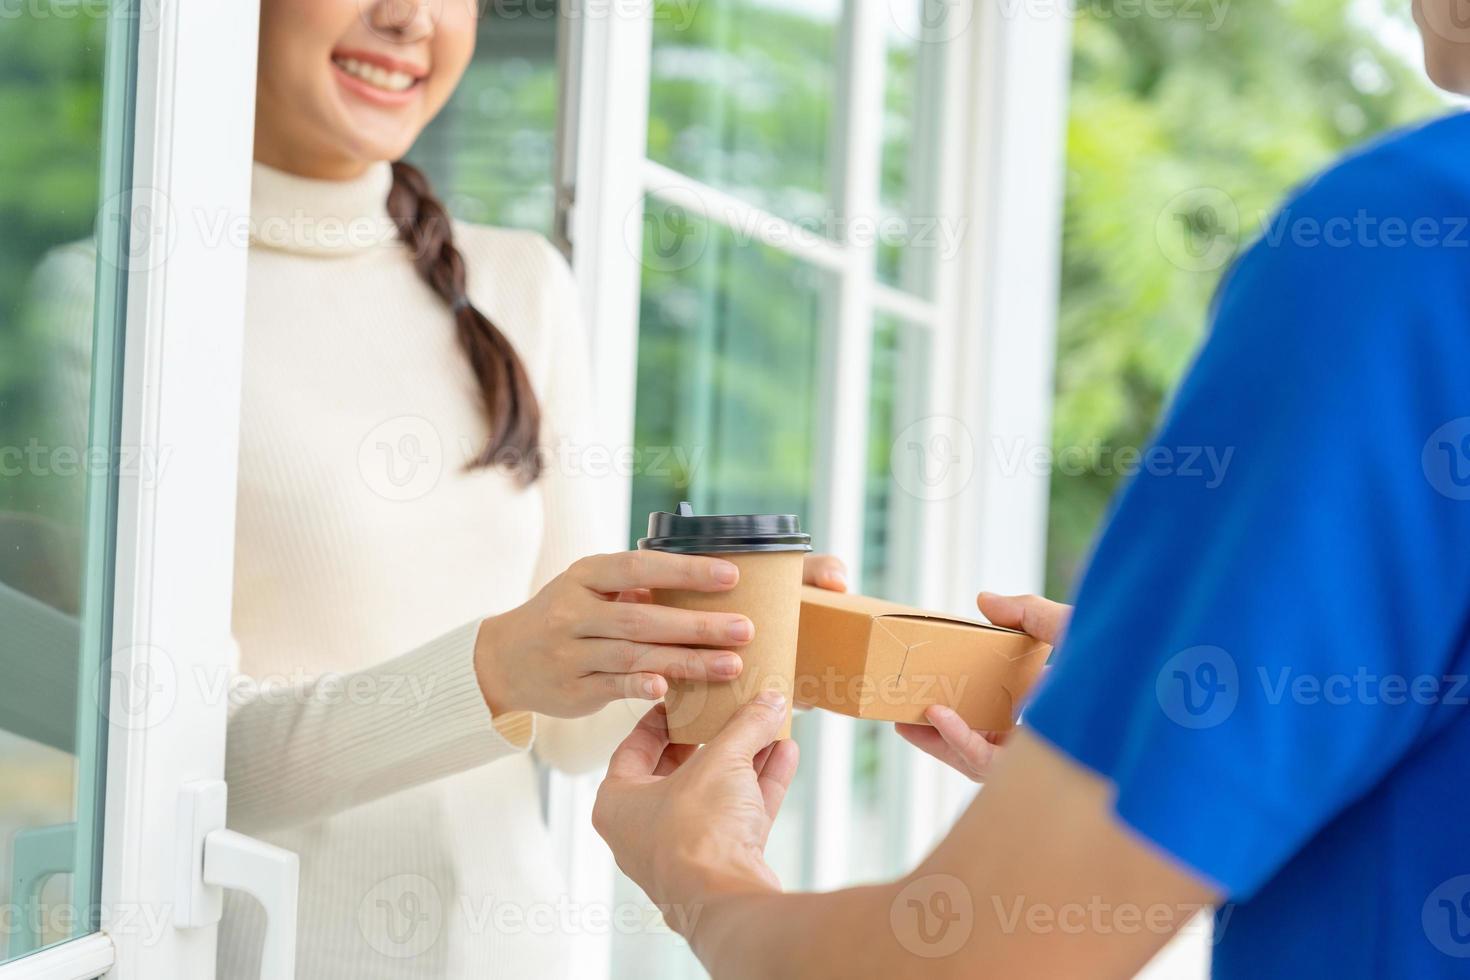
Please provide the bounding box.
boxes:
[654,550,804,744]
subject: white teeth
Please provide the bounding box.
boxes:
[333,57,416,93]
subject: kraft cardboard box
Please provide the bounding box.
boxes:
[795,586,1051,730]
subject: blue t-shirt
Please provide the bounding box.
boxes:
[1025,112,1470,978]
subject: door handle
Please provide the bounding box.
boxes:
[7,822,77,957]
[174,781,299,980]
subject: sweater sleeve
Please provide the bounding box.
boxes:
[30,242,540,833]
[520,236,643,774]
[225,621,535,833]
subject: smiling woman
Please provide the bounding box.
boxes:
[16,1,851,978]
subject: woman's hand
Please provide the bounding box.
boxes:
[474,550,758,718]
[803,553,848,593]
[895,591,1071,782]
[592,694,797,919]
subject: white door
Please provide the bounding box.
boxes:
[0,1,289,978]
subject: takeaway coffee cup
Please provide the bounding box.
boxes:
[639,502,811,744]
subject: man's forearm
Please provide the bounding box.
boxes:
[689,882,923,980]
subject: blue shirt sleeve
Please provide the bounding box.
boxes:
[1024,143,1470,899]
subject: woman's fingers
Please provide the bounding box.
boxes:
[585,600,754,648]
[573,550,741,594]
[583,640,744,682]
[595,671,670,703]
[802,553,849,592]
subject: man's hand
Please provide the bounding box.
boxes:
[895,591,1071,781]
[592,693,800,925]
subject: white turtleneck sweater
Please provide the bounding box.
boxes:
[37,162,639,978]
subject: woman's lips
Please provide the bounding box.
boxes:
[331,50,427,108]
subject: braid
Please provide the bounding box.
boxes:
[387,160,543,483]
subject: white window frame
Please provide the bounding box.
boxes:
[1,0,263,977]
[549,0,1073,973]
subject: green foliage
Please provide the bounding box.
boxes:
[1046,0,1444,595]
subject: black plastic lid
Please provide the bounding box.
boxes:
[639,502,812,554]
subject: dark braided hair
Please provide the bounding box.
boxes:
[387,160,542,484]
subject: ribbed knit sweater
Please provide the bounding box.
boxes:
[39,161,638,978]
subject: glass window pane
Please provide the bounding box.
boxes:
[628,201,835,533]
[876,3,946,298]
[647,0,841,225]
[862,314,931,603]
[0,0,134,963]
[410,1,560,233]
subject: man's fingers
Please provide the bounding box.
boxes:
[574,550,741,594]
[927,705,1000,778]
[755,739,800,824]
[707,691,789,760]
[654,742,698,777]
[895,723,972,776]
[802,554,849,592]
[976,591,1071,645]
[607,704,672,778]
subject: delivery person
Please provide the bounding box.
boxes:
[589,2,1470,976]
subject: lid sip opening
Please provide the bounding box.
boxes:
[639,502,813,555]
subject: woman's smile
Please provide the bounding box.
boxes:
[330,48,427,108]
